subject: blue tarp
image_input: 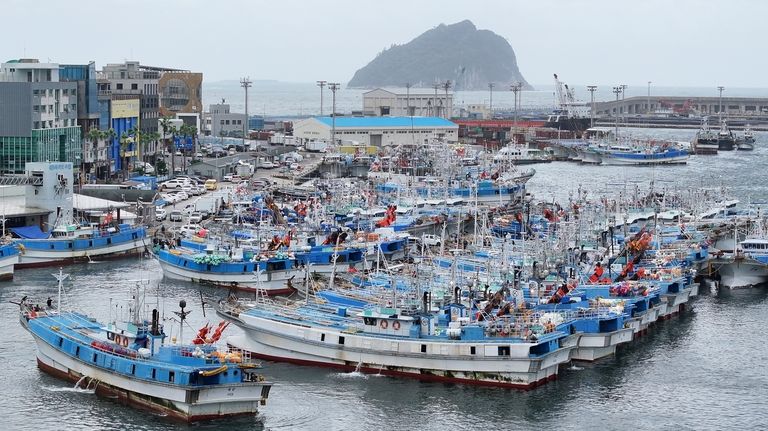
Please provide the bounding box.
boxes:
[11,226,50,239]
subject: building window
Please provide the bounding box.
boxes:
[225,120,230,125]
[132,83,138,90]
[116,83,123,90]
[220,120,225,125]
[63,89,69,96]
[33,121,39,129]
[72,89,76,95]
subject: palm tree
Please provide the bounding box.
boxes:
[102,128,117,180]
[159,116,179,177]
[119,132,132,180]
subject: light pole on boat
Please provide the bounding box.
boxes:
[316,81,326,116]
[328,83,340,146]
[587,86,597,128]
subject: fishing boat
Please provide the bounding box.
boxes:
[18,272,272,422]
[716,120,736,151]
[155,239,302,295]
[599,146,689,166]
[735,125,755,151]
[219,298,577,389]
[714,237,768,288]
[0,242,19,280]
[692,118,719,155]
[12,221,148,268]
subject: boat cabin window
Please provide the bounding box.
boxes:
[151,368,156,379]
[92,353,98,363]
[58,337,63,347]
[470,346,476,355]
[320,334,325,342]
[421,344,427,353]
[169,371,175,383]
[338,336,345,345]
[130,364,136,375]
[498,346,511,356]
[363,317,378,326]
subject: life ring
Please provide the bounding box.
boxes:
[380,319,389,330]
[122,336,129,347]
[392,321,401,331]
[114,335,121,345]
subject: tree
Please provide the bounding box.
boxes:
[101,128,117,180]
[119,132,132,180]
[160,116,178,177]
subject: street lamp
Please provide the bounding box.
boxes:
[587,85,597,127]
[316,80,326,116]
[620,84,628,124]
[240,77,252,145]
[488,83,495,118]
[612,86,622,136]
[510,82,522,137]
[328,83,340,145]
[647,81,652,115]
[717,86,725,122]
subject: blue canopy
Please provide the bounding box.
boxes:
[11,226,50,239]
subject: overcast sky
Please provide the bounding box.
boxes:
[3,0,765,88]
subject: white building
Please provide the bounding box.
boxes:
[293,116,458,147]
[363,88,453,117]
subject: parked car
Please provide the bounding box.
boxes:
[195,152,204,159]
[155,208,167,221]
[222,174,234,182]
[169,210,183,222]
[179,224,201,237]
[420,234,442,247]
[159,179,189,190]
[160,193,179,204]
[173,191,189,201]
[204,179,218,190]
[257,160,275,169]
[188,212,203,224]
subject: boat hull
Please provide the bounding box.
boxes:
[570,328,634,361]
[225,314,574,389]
[157,259,299,295]
[31,334,269,422]
[716,258,768,289]
[16,237,147,268]
[0,253,18,280]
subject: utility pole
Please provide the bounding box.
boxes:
[442,80,452,118]
[405,83,411,116]
[316,80,326,116]
[647,81,652,115]
[717,86,725,122]
[488,82,495,118]
[587,85,597,127]
[510,82,522,137]
[240,77,252,145]
[612,86,622,137]
[432,83,440,117]
[328,83,340,146]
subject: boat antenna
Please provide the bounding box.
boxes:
[53,268,69,315]
[173,300,191,344]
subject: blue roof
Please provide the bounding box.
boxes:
[315,116,456,128]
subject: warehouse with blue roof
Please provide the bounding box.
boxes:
[293,116,458,147]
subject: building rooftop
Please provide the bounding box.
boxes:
[315,116,456,128]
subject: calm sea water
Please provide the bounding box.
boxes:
[1,122,768,430]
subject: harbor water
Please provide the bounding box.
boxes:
[2,127,768,430]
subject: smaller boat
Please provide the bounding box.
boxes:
[18,271,272,422]
[735,125,755,151]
